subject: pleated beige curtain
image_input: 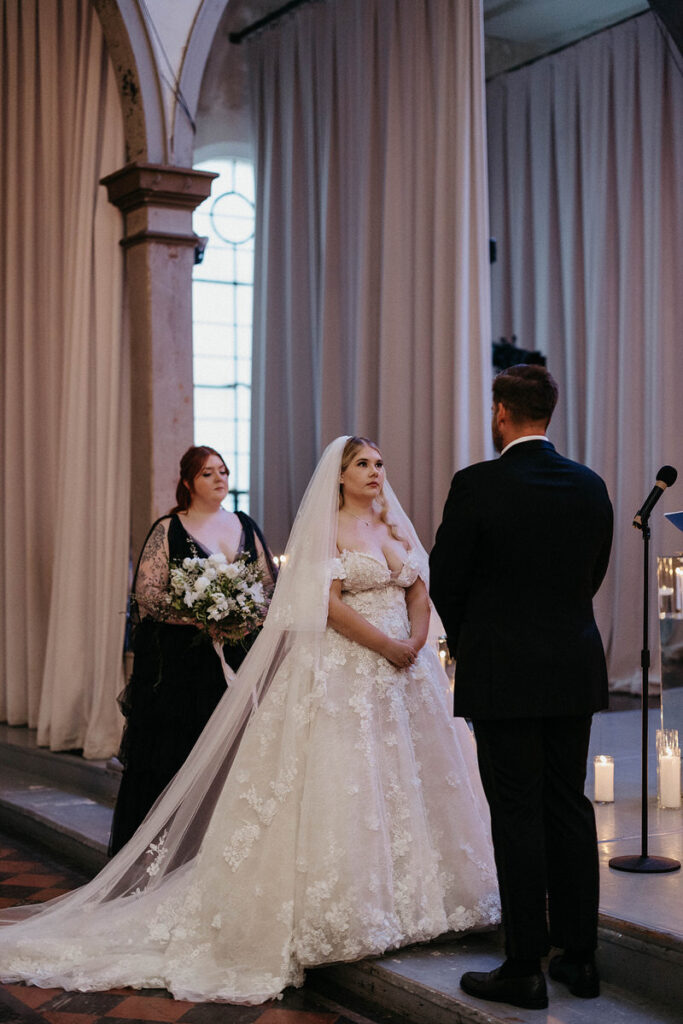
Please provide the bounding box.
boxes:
[248,0,491,550]
[1,0,128,756]
[487,11,683,690]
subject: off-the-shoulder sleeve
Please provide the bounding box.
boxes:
[329,556,346,582]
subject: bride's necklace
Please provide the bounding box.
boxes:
[346,509,373,527]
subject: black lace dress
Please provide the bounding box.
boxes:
[109,512,276,855]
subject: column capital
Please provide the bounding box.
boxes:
[100,162,217,215]
[100,162,218,250]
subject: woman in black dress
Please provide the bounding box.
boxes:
[109,445,277,855]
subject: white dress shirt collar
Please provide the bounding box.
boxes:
[500,435,549,456]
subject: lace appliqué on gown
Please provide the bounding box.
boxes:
[0,549,499,1004]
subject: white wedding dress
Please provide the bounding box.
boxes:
[0,547,499,1003]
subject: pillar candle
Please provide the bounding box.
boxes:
[593,755,614,803]
[659,750,681,809]
[659,585,674,617]
[676,567,683,614]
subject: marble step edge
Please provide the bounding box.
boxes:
[0,729,120,806]
[598,913,683,1008]
[310,950,501,1024]
[0,792,110,876]
[312,915,683,1024]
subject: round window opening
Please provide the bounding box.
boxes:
[210,191,255,245]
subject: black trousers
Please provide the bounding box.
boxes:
[472,715,599,960]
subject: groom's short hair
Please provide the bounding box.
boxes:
[493,364,558,425]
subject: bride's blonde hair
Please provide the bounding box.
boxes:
[339,436,406,545]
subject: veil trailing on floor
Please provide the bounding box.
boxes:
[0,435,434,938]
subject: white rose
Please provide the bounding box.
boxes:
[194,576,211,594]
[221,562,240,579]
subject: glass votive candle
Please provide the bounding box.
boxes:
[657,729,681,809]
[593,754,614,803]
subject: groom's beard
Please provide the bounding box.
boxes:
[491,420,504,454]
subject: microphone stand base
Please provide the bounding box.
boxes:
[609,854,681,873]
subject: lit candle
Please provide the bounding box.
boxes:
[659,585,674,617]
[593,755,614,803]
[676,567,683,614]
[659,748,681,809]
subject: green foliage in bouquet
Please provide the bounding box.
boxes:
[167,552,269,643]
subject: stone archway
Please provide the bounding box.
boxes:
[92,0,234,165]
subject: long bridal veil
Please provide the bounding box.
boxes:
[0,436,435,939]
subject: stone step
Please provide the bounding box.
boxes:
[0,724,120,805]
[1,725,682,1022]
[0,724,117,874]
[312,924,683,1024]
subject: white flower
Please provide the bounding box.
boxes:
[167,552,267,639]
[220,562,241,579]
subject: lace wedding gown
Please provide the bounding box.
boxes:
[0,548,499,1003]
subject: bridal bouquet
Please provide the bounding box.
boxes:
[166,552,269,643]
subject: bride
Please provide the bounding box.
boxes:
[0,436,499,1003]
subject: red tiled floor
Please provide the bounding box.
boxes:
[257,1011,340,1023]
[2,872,64,887]
[3,983,62,1008]
[106,994,196,1021]
[0,895,26,907]
[25,886,72,901]
[0,859,38,871]
[42,1012,99,1024]
[0,829,390,1024]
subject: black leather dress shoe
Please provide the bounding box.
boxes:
[549,954,600,998]
[460,965,548,1010]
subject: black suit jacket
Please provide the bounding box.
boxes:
[429,440,613,719]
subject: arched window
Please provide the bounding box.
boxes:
[192,157,255,511]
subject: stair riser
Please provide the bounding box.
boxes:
[598,924,683,1009]
[0,742,119,806]
[0,803,107,876]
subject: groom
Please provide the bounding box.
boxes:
[430,364,613,1010]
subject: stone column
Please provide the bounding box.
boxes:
[101,162,217,558]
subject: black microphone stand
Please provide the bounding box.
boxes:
[609,515,680,874]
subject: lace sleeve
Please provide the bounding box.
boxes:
[252,536,277,598]
[134,520,171,619]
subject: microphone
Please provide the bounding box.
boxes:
[633,466,678,529]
